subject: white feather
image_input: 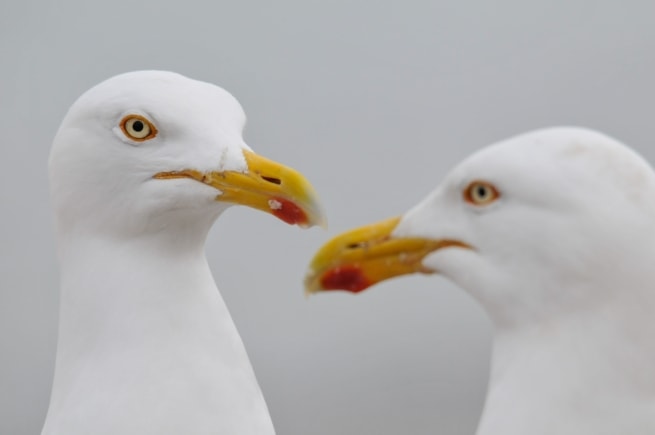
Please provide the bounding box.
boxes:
[43,71,275,435]
[394,127,655,435]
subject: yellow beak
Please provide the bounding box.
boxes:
[154,150,326,228]
[304,216,470,294]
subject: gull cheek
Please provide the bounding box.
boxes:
[423,247,478,283]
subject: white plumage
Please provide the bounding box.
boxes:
[308,127,655,434]
[44,71,324,435]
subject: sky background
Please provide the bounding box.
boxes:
[2,1,655,434]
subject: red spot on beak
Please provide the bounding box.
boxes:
[320,265,371,293]
[270,197,308,226]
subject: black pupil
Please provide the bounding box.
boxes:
[132,120,144,132]
[476,186,488,198]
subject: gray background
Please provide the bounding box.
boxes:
[2,1,654,434]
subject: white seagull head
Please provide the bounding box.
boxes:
[306,127,655,326]
[50,70,325,239]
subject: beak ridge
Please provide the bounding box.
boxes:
[154,150,327,229]
[305,216,471,294]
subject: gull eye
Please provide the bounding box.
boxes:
[464,181,500,206]
[120,115,157,141]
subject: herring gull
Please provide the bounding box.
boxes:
[43,71,325,435]
[306,127,655,435]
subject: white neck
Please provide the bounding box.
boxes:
[476,293,655,435]
[42,228,275,435]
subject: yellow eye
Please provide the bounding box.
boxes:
[120,115,157,141]
[464,181,500,206]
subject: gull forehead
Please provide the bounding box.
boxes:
[447,127,655,202]
[69,70,247,130]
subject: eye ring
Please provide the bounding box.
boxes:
[464,180,500,206]
[120,114,157,141]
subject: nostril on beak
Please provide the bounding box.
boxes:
[262,176,282,185]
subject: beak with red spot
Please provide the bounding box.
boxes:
[154,150,326,228]
[304,216,471,294]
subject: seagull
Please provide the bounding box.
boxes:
[43,71,325,435]
[305,127,655,435]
